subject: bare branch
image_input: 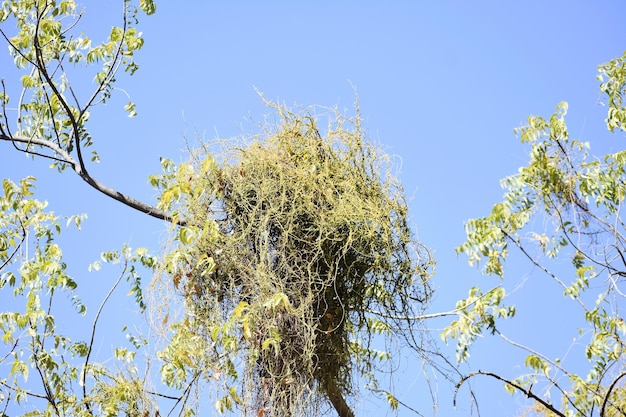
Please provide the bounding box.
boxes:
[0,133,186,225]
[1,133,79,165]
[0,380,48,400]
[455,370,567,417]
[494,330,596,413]
[601,372,626,417]
[367,285,503,322]
[146,390,180,401]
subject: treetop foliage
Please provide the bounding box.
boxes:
[0,2,441,413]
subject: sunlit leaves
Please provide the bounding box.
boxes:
[139,0,156,15]
[524,355,551,378]
[124,100,137,117]
[158,320,207,390]
[385,391,399,410]
[598,50,626,133]
[216,388,245,415]
[0,175,158,414]
[153,103,433,416]
[262,291,292,312]
[1,176,88,411]
[367,317,391,335]
[442,286,514,362]
[452,54,626,415]
[563,264,594,299]
[151,160,196,212]
[1,0,152,162]
[88,245,155,312]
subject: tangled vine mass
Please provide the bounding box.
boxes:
[155,103,434,417]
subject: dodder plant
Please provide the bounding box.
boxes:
[153,103,434,417]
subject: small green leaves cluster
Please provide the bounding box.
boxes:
[1,176,80,346]
[90,245,156,313]
[441,286,514,362]
[0,0,154,169]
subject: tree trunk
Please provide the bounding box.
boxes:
[324,379,355,417]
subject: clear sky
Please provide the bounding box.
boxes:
[1,1,626,416]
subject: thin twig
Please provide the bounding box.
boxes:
[0,380,48,400]
[502,228,588,310]
[0,217,26,272]
[366,285,503,321]
[82,257,129,409]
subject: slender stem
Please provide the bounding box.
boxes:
[82,258,129,408]
[502,229,588,310]
[0,380,48,400]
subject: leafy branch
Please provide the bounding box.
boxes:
[0,0,184,225]
[450,52,626,416]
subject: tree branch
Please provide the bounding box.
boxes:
[0,133,186,225]
[501,228,587,310]
[79,2,129,120]
[454,370,567,417]
[0,217,26,273]
[1,3,185,225]
[30,321,62,416]
[366,285,503,322]
[493,330,592,413]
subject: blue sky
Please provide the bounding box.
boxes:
[1,1,626,416]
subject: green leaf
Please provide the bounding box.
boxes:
[385,391,399,410]
[140,0,157,15]
[124,100,137,118]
